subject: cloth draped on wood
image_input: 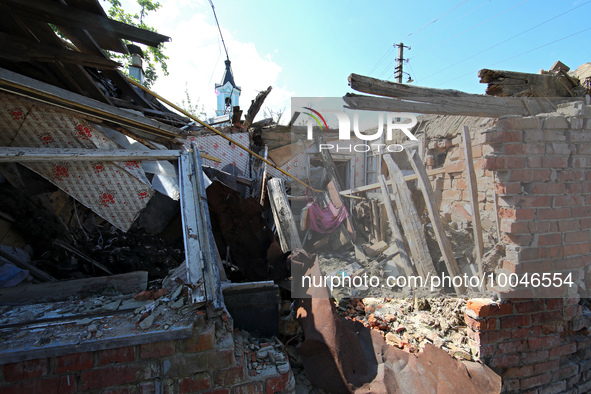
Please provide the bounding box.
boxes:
[305,201,349,234]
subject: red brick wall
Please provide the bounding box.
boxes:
[464,106,591,393]
[484,112,591,296]
[466,298,590,393]
[0,319,292,394]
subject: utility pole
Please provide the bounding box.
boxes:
[395,42,411,83]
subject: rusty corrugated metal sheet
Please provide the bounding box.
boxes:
[292,250,501,394]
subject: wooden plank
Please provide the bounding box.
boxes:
[192,147,224,310]
[315,135,345,190]
[2,0,170,48]
[0,68,183,140]
[462,126,485,288]
[267,178,302,251]
[0,147,181,162]
[343,93,563,118]
[0,271,147,305]
[383,155,437,278]
[340,167,446,196]
[370,199,380,242]
[406,148,466,294]
[378,175,414,277]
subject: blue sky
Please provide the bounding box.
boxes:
[113,0,591,120]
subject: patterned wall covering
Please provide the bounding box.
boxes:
[0,92,154,231]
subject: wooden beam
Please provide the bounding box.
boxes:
[267,178,302,251]
[0,32,120,69]
[462,126,485,290]
[478,68,581,97]
[244,86,272,129]
[383,155,437,278]
[406,148,466,294]
[0,271,147,305]
[378,175,414,277]
[340,167,446,196]
[349,73,483,99]
[0,68,183,140]
[59,0,129,53]
[2,0,170,48]
[0,148,182,162]
[343,93,564,118]
[315,135,345,190]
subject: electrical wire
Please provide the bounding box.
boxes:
[433,26,591,88]
[371,0,472,78]
[410,0,531,60]
[208,0,230,62]
[368,46,395,75]
[417,0,591,83]
[403,0,470,42]
[410,0,492,47]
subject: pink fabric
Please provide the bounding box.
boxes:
[306,201,349,234]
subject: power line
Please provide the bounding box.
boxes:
[434,26,591,88]
[417,0,591,83]
[410,0,531,60]
[208,0,230,62]
[410,0,492,47]
[368,46,395,76]
[403,0,470,42]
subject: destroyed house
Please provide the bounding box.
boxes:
[0,0,590,393]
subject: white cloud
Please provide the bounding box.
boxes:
[118,0,294,122]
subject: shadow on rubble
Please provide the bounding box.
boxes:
[291,250,501,394]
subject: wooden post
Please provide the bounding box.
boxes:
[378,175,414,277]
[462,126,485,288]
[383,155,437,278]
[406,148,466,294]
[267,178,303,251]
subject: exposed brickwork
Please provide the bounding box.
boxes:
[458,106,591,393]
[0,316,293,394]
[466,298,591,393]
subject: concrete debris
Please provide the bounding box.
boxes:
[138,314,155,330]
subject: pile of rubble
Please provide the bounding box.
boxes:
[337,297,474,361]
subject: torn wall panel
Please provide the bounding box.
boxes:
[0,92,154,231]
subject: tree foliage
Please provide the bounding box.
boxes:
[103,0,169,88]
